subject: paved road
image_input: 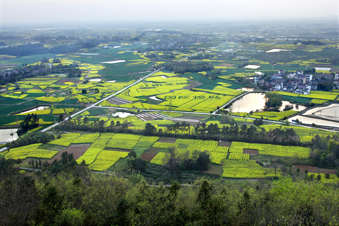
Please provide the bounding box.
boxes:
[40,68,162,132]
[40,49,206,133]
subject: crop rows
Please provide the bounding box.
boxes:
[229,153,250,160]
[106,134,141,149]
[89,151,129,171]
[5,143,58,160]
[175,138,204,145]
[152,142,178,149]
[230,141,311,158]
[222,159,278,178]
[150,152,170,165]
[209,152,228,164]
[72,133,100,144]
[76,148,103,165]
[49,133,81,147]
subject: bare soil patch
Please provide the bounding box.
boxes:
[104,148,131,152]
[219,63,235,67]
[48,144,90,163]
[184,80,202,89]
[108,97,131,105]
[218,141,231,147]
[243,149,259,155]
[158,137,177,143]
[204,164,222,175]
[140,152,157,161]
[59,79,73,83]
[146,147,160,153]
[295,165,337,174]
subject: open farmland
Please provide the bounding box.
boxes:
[1,23,339,186]
[222,159,278,178]
[89,150,129,171]
[230,142,311,158]
[5,143,58,160]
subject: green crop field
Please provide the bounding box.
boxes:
[229,153,250,160]
[230,142,311,158]
[150,152,170,165]
[89,150,129,171]
[106,134,141,149]
[72,133,100,144]
[222,159,278,178]
[5,143,57,160]
[2,28,339,186]
[49,133,81,147]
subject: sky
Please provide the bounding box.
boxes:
[1,0,338,25]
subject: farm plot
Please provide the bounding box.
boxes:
[222,159,278,178]
[229,153,250,160]
[48,144,90,163]
[107,97,132,105]
[230,142,311,158]
[89,151,129,171]
[132,136,159,156]
[239,110,298,121]
[157,89,235,113]
[72,133,100,144]
[5,143,58,160]
[151,139,230,164]
[272,91,337,102]
[76,136,113,164]
[128,80,189,98]
[140,152,157,161]
[48,133,81,147]
[136,113,168,121]
[150,152,170,165]
[106,134,141,149]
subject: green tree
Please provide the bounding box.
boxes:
[145,123,156,135]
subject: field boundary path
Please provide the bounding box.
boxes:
[40,68,162,132]
[40,48,207,133]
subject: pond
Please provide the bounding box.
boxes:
[280,101,306,111]
[80,53,99,55]
[303,103,339,121]
[289,115,339,128]
[244,65,261,69]
[265,49,291,53]
[112,112,133,118]
[100,60,125,64]
[227,93,306,113]
[89,78,102,82]
[315,67,331,71]
[150,96,161,101]
[0,128,18,144]
[18,106,50,115]
[227,93,266,113]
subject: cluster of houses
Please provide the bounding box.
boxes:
[253,70,339,95]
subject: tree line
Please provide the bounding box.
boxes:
[1,158,338,226]
[0,60,81,85]
[54,116,304,147]
[164,62,214,74]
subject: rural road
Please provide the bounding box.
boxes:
[40,48,206,133]
[40,68,162,132]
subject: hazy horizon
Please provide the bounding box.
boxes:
[1,0,338,26]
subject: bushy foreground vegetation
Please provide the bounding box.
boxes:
[1,159,339,226]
